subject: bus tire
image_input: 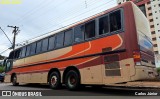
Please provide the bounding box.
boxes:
[12,74,19,86]
[65,70,80,90]
[49,72,61,89]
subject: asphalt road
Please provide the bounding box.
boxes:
[0,82,160,99]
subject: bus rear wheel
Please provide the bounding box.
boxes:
[49,72,61,89]
[12,75,19,86]
[65,70,80,90]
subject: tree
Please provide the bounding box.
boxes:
[157,67,160,73]
[0,55,5,60]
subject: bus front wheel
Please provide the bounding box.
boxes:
[49,72,61,89]
[65,70,80,90]
[12,74,19,86]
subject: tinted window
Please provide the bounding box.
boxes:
[42,38,49,52]
[30,43,36,55]
[139,4,146,16]
[85,20,95,39]
[48,36,56,50]
[21,47,26,57]
[26,45,31,56]
[36,41,42,53]
[55,32,64,48]
[14,49,21,59]
[9,51,14,59]
[99,16,109,35]
[109,10,122,32]
[74,25,84,42]
[64,29,73,46]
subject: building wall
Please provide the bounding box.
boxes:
[150,0,160,54]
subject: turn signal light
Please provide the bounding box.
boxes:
[133,50,141,65]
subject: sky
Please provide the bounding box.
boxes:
[0,0,117,56]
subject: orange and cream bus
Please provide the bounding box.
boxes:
[4,2,157,90]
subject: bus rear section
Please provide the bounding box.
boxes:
[129,2,157,81]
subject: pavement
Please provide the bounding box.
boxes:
[0,81,160,99]
[106,81,160,89]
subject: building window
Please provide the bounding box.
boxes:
[64,29,73,46]
[155,51,159,54]
[148,13,152,16]
[149,19,153,22]
[99,15,109,35]
[153,44,158,47]
[148,7,151,10]
[151,31,155,34]
[152,37,156,41]
[85,20,95,39]
[109,10,122,32]
[150,25,154,28]
[74,25,84,43]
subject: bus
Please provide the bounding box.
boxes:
[4,2,157,90]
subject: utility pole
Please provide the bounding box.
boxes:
[7,26,20,50]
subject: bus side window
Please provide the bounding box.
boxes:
[48,36,56,50]
[109,10,122,32]
[74,25,84,43]
[85,20,95,39]
[21,47,26,58]
[42,38,49,52]
[26,45,31,56]
[64,29,73,46]
[55,32,64,48]
[14,49,21,59]
[30,43,36,55]
[99,15,109,35]
[36,41,42,53]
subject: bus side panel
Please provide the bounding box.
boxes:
[4,74,11,83]
[16,72,48,83]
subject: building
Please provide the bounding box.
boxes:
[150,0,160,55]
[117,0,160,55]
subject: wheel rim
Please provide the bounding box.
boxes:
[51,76,57,86]
[68,75,76,86]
